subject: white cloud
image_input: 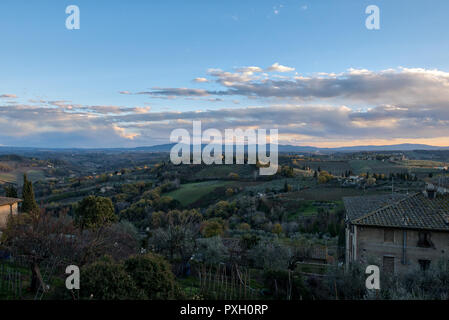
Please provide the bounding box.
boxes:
[266,62,295,73]
[193,77,209,83]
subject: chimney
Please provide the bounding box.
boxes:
[425,184,436,199]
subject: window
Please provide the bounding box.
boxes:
[417,232,433,248]
[383,256,395,273]
[418,259,431,271]
[384,229,394,243]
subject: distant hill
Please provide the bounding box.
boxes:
[132,143,449,153]
[0,143,448,154]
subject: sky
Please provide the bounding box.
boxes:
[1,0,449,148]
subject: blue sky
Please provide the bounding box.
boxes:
[1,0,449,147]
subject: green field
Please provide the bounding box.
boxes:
[193,165,254,180]
[165,180,234,206]
[0,172,17,183]
[348,160,406,175]
[0,169,45,185]
[284,187,387,201]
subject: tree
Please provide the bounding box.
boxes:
[149,209,202,271]
[249,239,292,270]
[81,256,146,300]
[272,223,283,235]
[237,222,251,231]
[3,210,139,293]
[195,237,228,265]
[200,218,226,238]
[75,195,117,229]
[225,187,234,197]
[21,174,38,213]
[124,253,181,299]
[4,184,18,198]
[318,171,333,184]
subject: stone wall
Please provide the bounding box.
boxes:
[0,203,18,230]
[348,225,449,273]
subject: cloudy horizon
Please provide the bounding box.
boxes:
[1,1,448,148]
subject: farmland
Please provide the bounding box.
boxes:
[164,180,234,206]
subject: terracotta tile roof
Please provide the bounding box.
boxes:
[343,194,407,221]
[0,197,22,206]
[351,193,449,231]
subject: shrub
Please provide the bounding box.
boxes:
[200,218,226,238]
[124,253,182,300]
[81,256,146,300]
[195,237,228,265]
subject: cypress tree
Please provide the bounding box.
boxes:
[21,174,38,213]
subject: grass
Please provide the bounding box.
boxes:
[0,172,16,183]
[178,276,201,298]
[0,168,45,185]
[165,180,234,206]
[284,187,385,201]
[287,200,340,220]
[193,165,254,180]
[400,160,448,168]
[349,160,406,175]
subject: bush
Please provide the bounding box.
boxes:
[248,239,292,270]
[81,256,146,300]
[75,195,117,229]
[195,237,228,265]
[124,253,182,300]
[200,218,226,238]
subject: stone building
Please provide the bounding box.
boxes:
[0,197,22,230]
[344,190,449,273]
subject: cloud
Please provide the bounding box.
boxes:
[193,77,209,83]
[138,87,210,97]
[179,67,449,107]
[0,94,17,99]
[236,66,263,73]
[113,125,139,140]
[3,65,449,148]
[2,97,449,147]
[266,62,295,73]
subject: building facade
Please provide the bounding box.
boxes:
[0,197,22,230]
[344,191,449,273]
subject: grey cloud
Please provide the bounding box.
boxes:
[130,68,449,109]
[138,88,210,97]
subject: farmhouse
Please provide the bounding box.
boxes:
[344,189,449,274]
[0,197,22,230]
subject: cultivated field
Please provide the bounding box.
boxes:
[164,180,234,206]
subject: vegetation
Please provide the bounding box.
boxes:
[0,149,447,300]
[75,196,117,229]
[21,174,38,213]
